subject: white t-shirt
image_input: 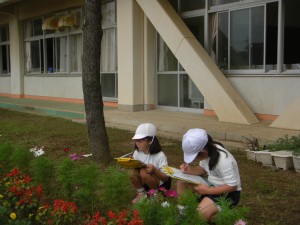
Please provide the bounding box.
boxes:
[199,145,242,191]
[133,150,168,185]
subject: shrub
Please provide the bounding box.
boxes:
[30,157,56,198]
[10,146,34,173]
[99,165,135,212]
[214,196,249,225]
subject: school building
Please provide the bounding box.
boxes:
[0,0,300,130]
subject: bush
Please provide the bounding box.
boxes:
[99,166,135,212]
[30,156,56,198]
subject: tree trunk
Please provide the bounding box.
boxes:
[82,0,111,164]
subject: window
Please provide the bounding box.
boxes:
[101,0,118,99]
[213,3,278,72]
[0,24,11,75]
[24,9,82,74]
[283,0,300,70]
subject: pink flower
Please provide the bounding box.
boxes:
[69,153,82,161]
[147,189,157,196]
[234,219,247,225]
[164,189,178,198]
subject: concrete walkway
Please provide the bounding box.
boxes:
[1,96,300,150]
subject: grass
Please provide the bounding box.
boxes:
[1,108,300,225]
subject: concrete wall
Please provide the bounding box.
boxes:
[228,76,300,115]
[0,77,11,93]
[24,76,83,99]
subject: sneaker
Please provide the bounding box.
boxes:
[132,192,146,204]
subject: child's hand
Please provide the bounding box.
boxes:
[180,163,191,174]
[146,164,156,173]
[194,183,209,195]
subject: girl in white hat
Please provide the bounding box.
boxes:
[130,123,171,204]
[177,128,241,221]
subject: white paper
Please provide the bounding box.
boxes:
[163,166,212,185]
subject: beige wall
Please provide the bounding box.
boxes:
[24,76,83,99]
[18,0,83,20]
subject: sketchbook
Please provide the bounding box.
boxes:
[163,166,212,186]
[115,152,145,169]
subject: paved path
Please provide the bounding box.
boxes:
[1,96,300,150]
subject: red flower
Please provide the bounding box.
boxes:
[64,148,70,152]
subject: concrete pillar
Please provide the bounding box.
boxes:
[143,16,156,110]
[117,0,144,111]
[9,11,24,98]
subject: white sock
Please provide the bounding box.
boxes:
[137,187,145,193]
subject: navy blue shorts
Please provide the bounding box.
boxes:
[199,191,241,207]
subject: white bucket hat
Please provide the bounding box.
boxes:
[182,128,208,163]
[132,123,156,140]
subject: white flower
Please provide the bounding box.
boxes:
[29,146,45,157]
[161,201,170,208]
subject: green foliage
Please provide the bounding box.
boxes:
[56,158,77,199]
[99,165,135,212]
[177,190,207,225]
[10,146,34,173]
[0,142,14,172]
[266,134,300,153]
[71,162,100,213]
[213,196,249,225]
[30,156,56,197]
[133,191,178,225]
[57,158,100,211]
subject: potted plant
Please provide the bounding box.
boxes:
[292,148,300,173]
[242,137,274,167]
[243,137,264,162]
[266,135,300,171]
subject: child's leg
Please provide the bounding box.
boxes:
[130,168,144,189]
[140,168,160,189]
[197,197,218,221]
[176,180,196,195]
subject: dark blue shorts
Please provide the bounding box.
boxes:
[199,191,241,207]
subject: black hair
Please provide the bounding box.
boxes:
[205,134,227,170]
[134,136,162,155]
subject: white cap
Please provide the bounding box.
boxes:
[132,123,156,140]
[182,128,208,163]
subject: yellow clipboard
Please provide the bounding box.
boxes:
[115,157,145,169]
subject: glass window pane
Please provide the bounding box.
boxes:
[250,6,264,69]
[31,40,41,72]
[101,73,116,98]
[102,1,115,25]
[217,12,228,70]
[158,74,178,106]
[1,45,8,73]
[0,25,8,42]
[180,0,205,12]
[101,28,117,72]
[157,35,177,71]
[169,0,178,12]
[266,2,278,70]
[184,16,205,46]
[32,18,43,36]
[180,74,204,109]
[70,34,82,72]
[211,0,239,6]
[46,38,54,73]
[284,0,300,69]
[230,8,249,69]
[56,37,67,72]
